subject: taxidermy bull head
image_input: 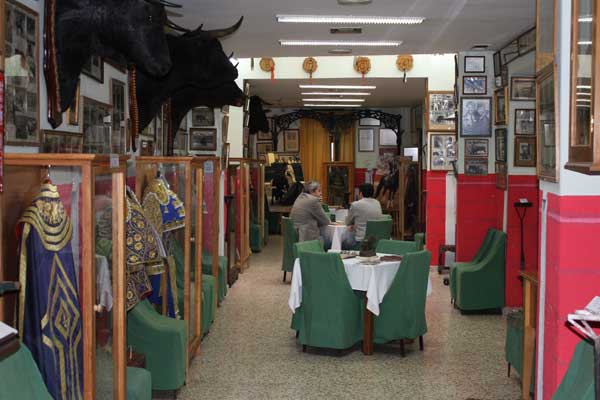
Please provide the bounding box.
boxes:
[44,0,179,127]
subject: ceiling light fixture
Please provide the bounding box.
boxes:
[276,15,424,25]
[280,39,400,47]
[302,98,365,102]
[337,0,372,5]
[300,84,376,90]
[328,48,353,54]
[577,85,592,90]
[301,92,371,96]
[578,16,593,23]
[578,41,593,45]
[303,103,362,107]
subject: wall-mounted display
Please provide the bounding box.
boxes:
[359,117,380,127]
[41,130,83,153]
[494,88,507,125]
[82,97,112,153]
[379,128,397,147]
[427,91,455,131]
[4,1,39,146]
[514,136,536,167]
[430,133,456,171]
[464,56,485,73]
[463,76,487,95]
[460,97,492,137]
[511,77,536,101]
[495,128,507,162]
[464,157,488,175]
[284,129,299,152]
[495,162,507,190]
[189,127,217,151]
[358,128,374,152]
[537,66,557,181]
[465,139,489,157]
[536,0,555,73]
[192,106,214,127]
[82,55,103,83]
[514,109,536,135]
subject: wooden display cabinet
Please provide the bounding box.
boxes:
[0,153,128,399]
[229,158,251,272]
[134,157,203,363]
[322,162,354,208]
[249,160,266,245]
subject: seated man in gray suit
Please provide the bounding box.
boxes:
[290,181,331,242]
[342,183,383,249]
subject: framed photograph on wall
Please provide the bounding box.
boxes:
[358,128,374,151]
[514,109,536,135]
[511,77,536,100]
[42,130,83,153]
[82,97,112,154]
[256,142,273,156]
[284,129,299,152]
[191,106,215,126]
[221,115,229,143]
[427,92,456,131]
[463,76,487,95]
[359,117,380,127]
[4,1,39,146]
[495,162,507,190]
[82,55,104,83]
[495,128,507,162]
[514,136,536,167]
[379,128,397,147]
[189,127,217,151]
[465,139,489,157]
[494,88,507,125]
[464,157,488,176]
[430,133,457,171]
[493,52,502,77]
[464,55,485,73]
[460,97,492,137]
[140,139,154,156]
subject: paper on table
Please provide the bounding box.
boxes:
[584,296,600,315]
[0,321,17,341]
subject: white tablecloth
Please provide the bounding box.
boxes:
[288,253,432,316]
[322,224,347,251]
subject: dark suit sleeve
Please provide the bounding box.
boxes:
[311,199,331,227]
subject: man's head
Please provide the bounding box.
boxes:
[304,181,322,197]
[359,183,374,199]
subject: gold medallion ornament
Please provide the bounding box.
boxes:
[396,55,414,83]
[303,57,318,80]
[260,57,275,80]
[354,56,371,80]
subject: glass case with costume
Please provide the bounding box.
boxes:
[322,162,354,208]
[0,153,131,400]
[228,158,251,272]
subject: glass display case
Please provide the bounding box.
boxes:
[322,162,355,208]
[249,160,266,249]
[229,158,251,272]
[536,0,556,73]
[134,156,203,361]
[199,157,221,303]
[0,153,128,399]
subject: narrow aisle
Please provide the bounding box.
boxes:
[180,236,521,400]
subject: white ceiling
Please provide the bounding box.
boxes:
[172,0,535,58]
[248,77,427,108]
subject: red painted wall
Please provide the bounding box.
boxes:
[425,171,446,265]
[505,175,539,307]
[541,193,600,398]
[455,174,503,262]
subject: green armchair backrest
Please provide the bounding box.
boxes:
[374,250,431,344]
[376,239,417,256]
[470,228,497,264]
[364,219,393,246]
[293,240,324,259]
[298,251,364,349]
[282,217,299,272]
[552,339,595,399]
[0,344,52,399]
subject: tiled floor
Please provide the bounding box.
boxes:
[179,236,521,400]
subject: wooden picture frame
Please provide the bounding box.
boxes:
[464,55,485,73]
[358,128,374,152]
[430,133,456,171]
[465,139,489,157]
[494,88,507,125]
[41,130,83,153]
[82,96,112,154]
[495,128,507,162]
[4,0,40,146]
[514,136,536,167]
[511,77,536,101]
[514,109,536,135]
[189,127,217,151]
[191,106,215,127]
[427,91,456,131]
[463,76,487,95]
[495,162,507,190]
[284,129,299,152]
[464,157,488,176]
[460,97,492,137]
[82,55,104,83]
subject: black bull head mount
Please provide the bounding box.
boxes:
[44,0,180,128]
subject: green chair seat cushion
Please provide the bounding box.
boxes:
[127,299,187,391]
[0,344,52,399]
[127,367,152,400]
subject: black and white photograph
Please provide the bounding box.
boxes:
[42,130,83,153]
[514,136,536,167]
[543,122,555,147]
[465,139,489,157]
[359,117,380,127]
[464,157,488,176]
[430,133,456,171]
[192,107,215,126]
[494,88,507,125]
[511,77,536,101]
[257,142,273,156]
[358,128,374,151]
[460,97,492,137]
[82,56,104,83]
[463,76,487,95]
[82,97,112,154]
[464,56,485,73]
[428,92,456,130]
[495,128,507,162]
[190,127,217,151]
[284,129,299,152]
[379,128,397,147]
[495,162,507,190]
[514,109,536,135]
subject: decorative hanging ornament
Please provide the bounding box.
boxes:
[260,57,275,81]
[302,57,318,80]
[396,55,414,83]
[354,56,371,80]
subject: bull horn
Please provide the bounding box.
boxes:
[200,16,243,39]
[166,19,191,33]
[144,0,182,8]
[234,62,239,68]
[228,52,234,59]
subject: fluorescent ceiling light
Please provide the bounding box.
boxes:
[303,103,361,107]
[276,15,424,25]
[280,40,401,47]
[577,92,591,96]
[578,41,593,45]
[577,85,592,90]
[301,92,371,96]
[302,98,365,102]
[299,84,376,89]
[577,98,591,102]
[579,16,593,23]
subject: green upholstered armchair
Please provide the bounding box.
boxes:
[553,339,595,399]
[376,239,417,256]
[126,367,152,400]
[127,300,187,391]
[449,228,496,302]
[250,222,263,253]
[298,251,364,351]
[201,250,228,303]
[453,230,506,312]
[0,344,52,399]
[282,216,299,282]
[414,233,425,251]
[373,250,431,356]
[362,219,393,248]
